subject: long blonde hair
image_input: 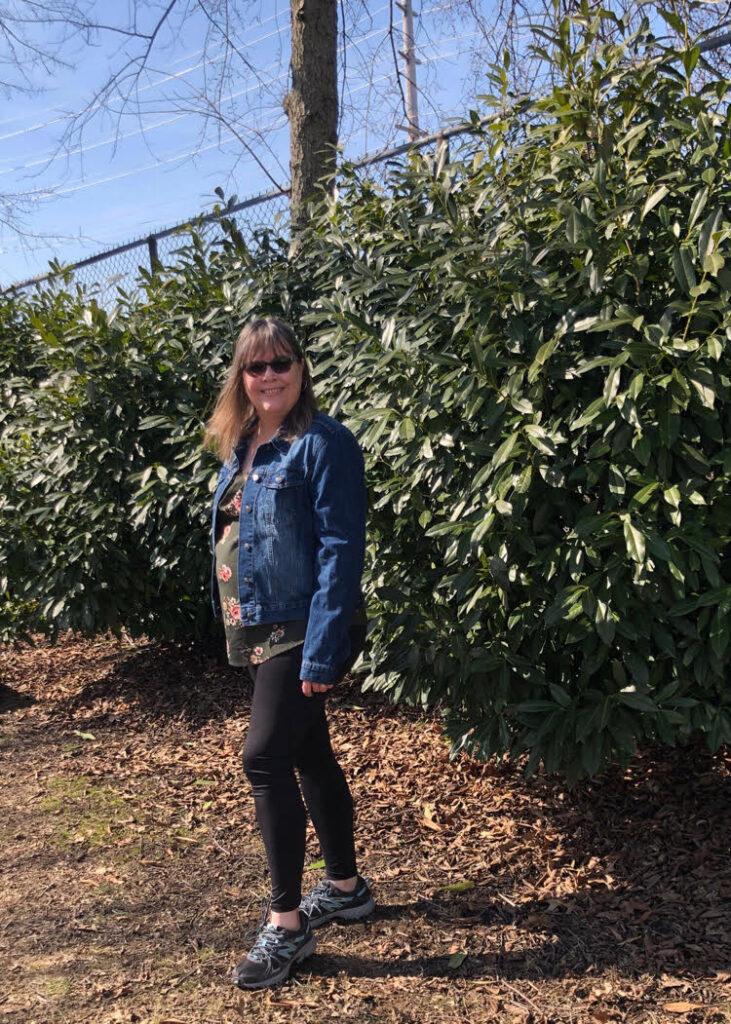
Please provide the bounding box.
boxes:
[204,317,318,462]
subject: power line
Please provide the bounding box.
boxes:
[8,8,730,284]
[415,29,487,53]
[7,20,731,288]
[39,33,512,198]
[0,8,397,195]
[0,3,394,148]
[0,9,290,144]
[10,17,405,194]
[6,39,472,206]
[53,117,289,197]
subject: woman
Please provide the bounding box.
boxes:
[205,316,374,991]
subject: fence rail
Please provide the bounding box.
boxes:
[4,25,730,307]
[2,119,487,307]
[3,189,293,307]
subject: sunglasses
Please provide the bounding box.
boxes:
[244,357,297,376]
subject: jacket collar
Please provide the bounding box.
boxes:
[232,428,291,464]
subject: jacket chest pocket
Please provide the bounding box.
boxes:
[261,469,306,526]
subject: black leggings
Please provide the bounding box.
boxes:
[242,626,366,913]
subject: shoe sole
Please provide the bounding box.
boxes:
[308,895,375,929]
[231,932,317,990]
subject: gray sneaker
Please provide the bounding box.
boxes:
[232,910,316,990]
[300,875,375,928]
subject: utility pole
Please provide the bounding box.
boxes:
[397,0,420,141]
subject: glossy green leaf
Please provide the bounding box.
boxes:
[698,208,723,261]
[641,186,668,220]
[439,880,475,894]
[672,247,697,293]
[621,516,646,563]
[595,598,615,645]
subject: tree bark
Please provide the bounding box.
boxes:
[284,0,338,233]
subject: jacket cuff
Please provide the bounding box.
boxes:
[300,658,338,685]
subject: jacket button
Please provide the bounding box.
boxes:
[243,576,251,584]
[245,504,252,513]
[244,542,251,551]
[252,473,260,482]
[275,474,284,483]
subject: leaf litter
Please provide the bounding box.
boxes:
[0,632,729,1024]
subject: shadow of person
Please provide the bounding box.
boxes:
[343,744,731,983]
[306,949,506,980]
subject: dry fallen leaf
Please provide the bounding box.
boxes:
[422,816,443,832]
[3,633,731,1024]
[422,802,443,831]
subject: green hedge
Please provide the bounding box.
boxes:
[2,11,730,777]
[1,240,237,643]
[303,18,731,777]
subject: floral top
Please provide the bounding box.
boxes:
[215,466,307,667]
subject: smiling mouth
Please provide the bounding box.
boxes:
[260,387,285,395]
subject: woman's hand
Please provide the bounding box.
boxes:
[302,680,332,697]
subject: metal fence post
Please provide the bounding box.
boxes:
[147,235,160,273]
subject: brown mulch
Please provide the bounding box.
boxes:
[1,632,730,1024]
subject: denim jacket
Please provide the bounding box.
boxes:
[210,411,366,684]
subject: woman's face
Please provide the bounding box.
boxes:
[242,342,304,427]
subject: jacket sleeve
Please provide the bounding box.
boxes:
[300,427,366,684]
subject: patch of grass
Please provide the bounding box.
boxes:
[194,945,218,963]
[38,974,70,1000]
[40,775,95,809]
[92,880,125,898]
[40,775,128,849]
[154,954,180,972]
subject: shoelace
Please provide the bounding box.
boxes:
[244,895,309,964]
[248,922,290,963]
[303,880,335,913]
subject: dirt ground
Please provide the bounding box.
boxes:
[1,633,730,1024]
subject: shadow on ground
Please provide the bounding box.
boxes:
[0,682,35,714]
[2,634,730,1024]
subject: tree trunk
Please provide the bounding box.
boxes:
[284,0,338,233]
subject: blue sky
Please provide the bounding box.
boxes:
[0,1,490,288]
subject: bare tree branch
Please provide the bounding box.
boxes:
[3,0,731,252]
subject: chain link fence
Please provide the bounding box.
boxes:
[1,121,478,308]
[4,25,731,309]
[6,190,291,308]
